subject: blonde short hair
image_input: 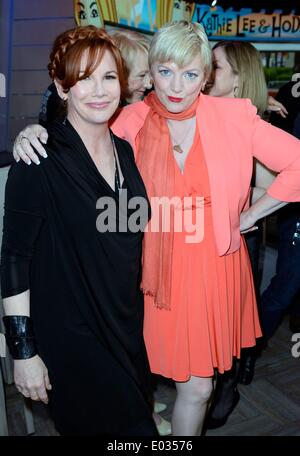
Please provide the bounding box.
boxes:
[149,21,212,78]
[213,41,268,115]
[109,29,150,77]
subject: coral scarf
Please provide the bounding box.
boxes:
[136,92,199,309]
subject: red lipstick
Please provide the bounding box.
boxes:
[168,96,183,103]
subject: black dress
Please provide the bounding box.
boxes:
[1,120,156,436]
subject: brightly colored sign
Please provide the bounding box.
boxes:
[73,1,300,42]
[196,5,300,41]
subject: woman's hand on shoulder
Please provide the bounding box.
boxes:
[14,355,52,404]
[267,96,288,118]
[14,125,48,166]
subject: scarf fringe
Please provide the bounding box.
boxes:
[138,93,198,313]
[141,286,171,311]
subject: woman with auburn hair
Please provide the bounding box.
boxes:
[1,25,157,436]
[11,21,300,436]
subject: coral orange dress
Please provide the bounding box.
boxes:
[143,130,262,381]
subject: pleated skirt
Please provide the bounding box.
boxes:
[143,133,262,381]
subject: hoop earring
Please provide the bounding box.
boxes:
[233,86,239,98]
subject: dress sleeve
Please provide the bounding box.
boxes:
[1,162,46,298]
[110,102,149,159]
[246,99,300,202]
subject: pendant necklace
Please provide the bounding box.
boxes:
[167,118,195,154]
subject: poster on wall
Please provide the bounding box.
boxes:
[73,1,300,42]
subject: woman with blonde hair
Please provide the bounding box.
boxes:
[11,21,300,436]
[208,40,287,116]
[109,29,152,104]
[209,41,268,114]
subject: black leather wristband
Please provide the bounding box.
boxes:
[3,316,38,360]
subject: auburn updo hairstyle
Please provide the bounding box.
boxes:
[48,25,127,98]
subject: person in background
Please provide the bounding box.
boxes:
[11,21,300,436]
[269,64,300,134]
[38,83,63,128]
[108,29,152,104]
[259,74,300,341]
[1,25,157,436]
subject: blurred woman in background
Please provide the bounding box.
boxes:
[109,29,152,104]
